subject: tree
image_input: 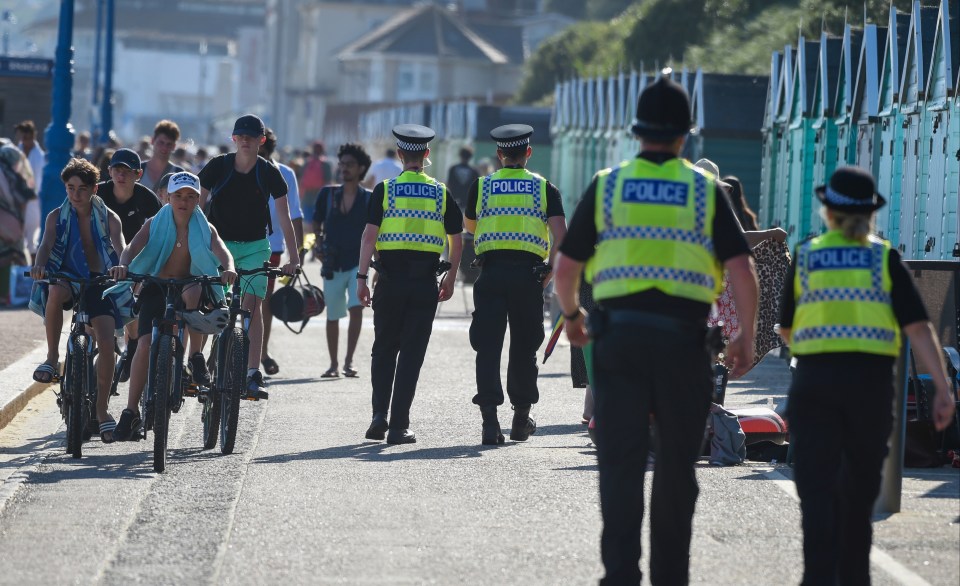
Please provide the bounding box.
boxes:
[623,0,708,70]
[586,0,637,20]
[544,0,586,19]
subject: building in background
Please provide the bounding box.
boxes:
[266,0,572,148]
[25,0,267,145]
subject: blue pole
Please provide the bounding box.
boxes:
[90,0,103,137]
[40,0,76,228]
[99,0,114,144]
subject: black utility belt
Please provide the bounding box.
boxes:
[588,308,704,338]
[373,259,448,279]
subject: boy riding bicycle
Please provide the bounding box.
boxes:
[108,172,236,441]
[29,158,132,442]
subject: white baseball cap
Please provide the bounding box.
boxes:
[167,171,201,195]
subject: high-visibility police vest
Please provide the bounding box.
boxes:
[376,170,447,254]
[790,231,900,356]
[473,168,549,259]
[586,158,722,303]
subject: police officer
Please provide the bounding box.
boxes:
[778,166,956,586]
[356,124,464,445]
[554,70,759,585]
[464,124,567,445]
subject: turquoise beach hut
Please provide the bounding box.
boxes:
[834,25,865,168]
[852,22,885,176]
[897,2,939,259]
[759,51,783,228]
[785,37,820,244]
[876,6,913,244]
[772,45,794,231]
[810,32,844,235]
[919,0,958,259]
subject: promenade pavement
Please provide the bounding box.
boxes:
[0,284,956,585]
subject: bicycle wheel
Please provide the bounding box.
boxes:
[219,328,246,455]
[201,337,221,449]
[151,335,176,472]
[65,342,87,459]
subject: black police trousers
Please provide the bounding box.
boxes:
[592,319,712,585]
[788,355,895,586]
[369,273,439,430]
[469,263,545,407]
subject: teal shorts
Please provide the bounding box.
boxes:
[225,239,272,299]
[323,268,361,321]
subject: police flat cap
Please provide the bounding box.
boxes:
[490,124,533,148]
[392,124,435,151]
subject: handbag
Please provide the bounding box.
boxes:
[269,269,325,334]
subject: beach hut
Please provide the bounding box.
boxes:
[951,63,960,256]
[772,45,794,231]
[876,6,913,245]
[834,26,865,168]
[897,2,939,259]
[852,23,885,175]
[919,0,958,259]
[785,37,820,244]
[759,51,783,228]
[810,32,844,236]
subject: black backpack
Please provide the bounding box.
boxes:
[205,153,275,235]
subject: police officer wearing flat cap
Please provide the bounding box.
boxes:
[554,70,759,585]
[356,124,464,444]
[779,166,955,585]
[464,124,567,445]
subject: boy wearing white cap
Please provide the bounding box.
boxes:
[109,172,236,441]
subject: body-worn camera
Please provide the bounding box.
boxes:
[532,263,551,283]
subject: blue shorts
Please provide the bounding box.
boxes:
[323,268,361,321]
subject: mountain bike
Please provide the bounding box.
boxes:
[126,273,223,472]
[28,272,115,459]
[205,263,287,454]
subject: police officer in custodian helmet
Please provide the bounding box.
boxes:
[356,124,464,445]
[463,124,567,445]
[554,70,760,585]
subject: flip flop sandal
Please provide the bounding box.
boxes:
[321,367,340,378]
[342,366,358,378]
[262,357,280,376]
[32,362,59,384]
[99,418,117,444]
[114,408,142,442]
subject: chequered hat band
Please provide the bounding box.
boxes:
[825,186,873,206]
[396,139,429,151]
[496,138,530,148]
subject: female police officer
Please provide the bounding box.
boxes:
[554,71,759,585]
[778,166,956,586]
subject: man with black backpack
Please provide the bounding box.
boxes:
[198,114,301,400]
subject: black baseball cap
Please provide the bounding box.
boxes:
[631,69,693,140]
[233,114,265,137]
[109,148,141,170]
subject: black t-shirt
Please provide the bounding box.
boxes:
[198,154,288,242]
[366,171,463,264]
[446,162,480,209]
[558,153,751,321]
[465,166,565,264]
[97,180,162,243]
[314,185,371,272]
[778,245,928,329]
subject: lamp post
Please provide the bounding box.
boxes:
[99,0,114,144]
[40,0,76,225]
[90,0,103,137]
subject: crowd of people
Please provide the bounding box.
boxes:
[7,69,959,585]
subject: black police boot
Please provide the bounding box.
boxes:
[510,405,537,441]
[365,413,389,441]
[480,406,504,446]
[386,428,416,444]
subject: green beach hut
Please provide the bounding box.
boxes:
[759,51,783,229]
[772,44,795,231]
[785,37,820,244]
[810,31,844,236]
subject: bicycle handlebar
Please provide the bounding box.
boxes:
[25,271,114,286]
[124,273,223,287]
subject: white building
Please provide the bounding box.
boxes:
[26,0,267,146]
